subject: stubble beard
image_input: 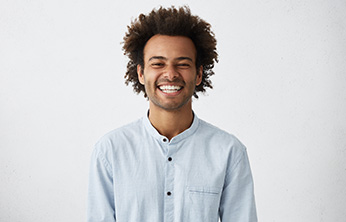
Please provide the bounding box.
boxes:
[145,79,196,112]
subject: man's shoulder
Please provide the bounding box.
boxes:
[197,118,236,138]
[94,117,144,149]
[104,118,143,137]
[196,118,246,150]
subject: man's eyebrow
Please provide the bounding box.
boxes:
[148,56,193,62]
[175,57,193,62]
[148,56,167,62]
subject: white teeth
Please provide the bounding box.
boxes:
[158,85,182,93]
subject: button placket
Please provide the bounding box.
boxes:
[164,142,175,222]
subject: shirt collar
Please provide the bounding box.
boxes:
[142,110,200,144]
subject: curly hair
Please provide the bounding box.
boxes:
[122,6,218,98]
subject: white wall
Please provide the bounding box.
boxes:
[1,0,345,221]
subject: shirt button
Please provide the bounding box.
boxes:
[163,138,167,142]
[167,191,172,196]
[168,157,172,161]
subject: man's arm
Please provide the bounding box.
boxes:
[219,148,257,222]
[87,148,116,222]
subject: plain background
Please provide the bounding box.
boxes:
[1,0,345,221]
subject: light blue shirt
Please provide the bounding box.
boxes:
[87,113,257,222]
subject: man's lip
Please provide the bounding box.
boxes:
[157,87,183,96]
[157,83,184,87]
[156,79,185,87]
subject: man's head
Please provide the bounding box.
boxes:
[122,6,218,99]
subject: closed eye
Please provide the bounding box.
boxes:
[151,63,165,68]
[176,64,190,68]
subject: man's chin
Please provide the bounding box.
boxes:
[149,98,192,112]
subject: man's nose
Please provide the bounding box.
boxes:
[163,65,179,80]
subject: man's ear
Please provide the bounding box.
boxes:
[196,66,203,86]
[137,65,145,85]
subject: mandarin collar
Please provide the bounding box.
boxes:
[142,111,199,144]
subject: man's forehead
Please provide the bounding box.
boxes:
[143,35,197,61]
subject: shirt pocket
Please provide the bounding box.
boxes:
[188,186,221,196]
[186,186,222,221]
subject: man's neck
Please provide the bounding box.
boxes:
[148,102,194,141]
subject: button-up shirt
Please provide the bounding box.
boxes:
[87,114,257,222]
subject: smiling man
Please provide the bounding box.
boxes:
[87,6,257,222]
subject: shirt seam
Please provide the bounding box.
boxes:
[97,148,113,176]
[227,147,246,177]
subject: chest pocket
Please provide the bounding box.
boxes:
[186,186,222,221]
[188,186,221,195]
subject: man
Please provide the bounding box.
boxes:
[87,6,257,222]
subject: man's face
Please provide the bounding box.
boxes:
[137,35,202,111]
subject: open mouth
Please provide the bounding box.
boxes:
[158,85,183,94]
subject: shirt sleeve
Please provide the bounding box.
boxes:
[87,147,116,222]
[219,147,257,222]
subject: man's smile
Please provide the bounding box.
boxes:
[157,85,183,94]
